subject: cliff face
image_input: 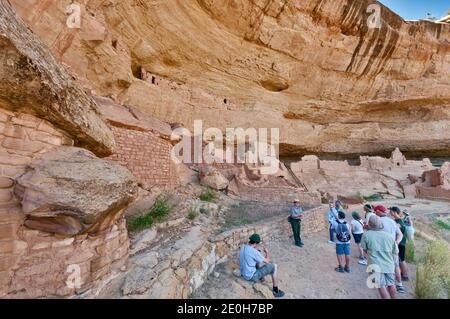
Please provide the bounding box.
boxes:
[0,1,115,156]
[10,0,450,156]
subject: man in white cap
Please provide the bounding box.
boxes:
[288,199,304,247]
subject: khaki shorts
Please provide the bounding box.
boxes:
[372,273,396,288]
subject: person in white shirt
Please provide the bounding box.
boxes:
[350,211,367,265]
[374,205,406,294]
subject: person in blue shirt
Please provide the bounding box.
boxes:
[327,202,338,244]
[239,234,285,298]
[288,199,305,247]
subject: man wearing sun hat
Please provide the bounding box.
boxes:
[239,234,285,298]
[288,199,305,247]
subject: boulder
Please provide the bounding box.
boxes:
[15,147,138,236]
[199,167,229,191]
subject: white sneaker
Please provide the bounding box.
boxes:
[328,240,335,244]
[358,259,368,266]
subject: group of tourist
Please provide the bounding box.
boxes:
[238,199,415,299]
[326,200,414,298]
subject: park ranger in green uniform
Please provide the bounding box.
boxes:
[288,199,305,247]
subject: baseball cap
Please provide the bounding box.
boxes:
[249,234,262,243]
[388,206,401,213]
[373,205,387,213]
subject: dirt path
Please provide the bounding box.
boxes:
[194,231,416,299]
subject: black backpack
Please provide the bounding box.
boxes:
[336,220,351,243]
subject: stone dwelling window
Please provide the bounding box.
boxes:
[131,65,144,80]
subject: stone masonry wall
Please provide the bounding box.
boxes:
[234,185,322,206]
[0,108,129,298]
[416,186,450,202]
[108,126,177,190]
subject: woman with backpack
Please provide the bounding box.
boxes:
[351,212,368,266]
[332,211,352,273]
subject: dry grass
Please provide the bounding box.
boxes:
[405,240,415,263]
[416,240,450,299]
[187,207,199,220]
[199,187,217,202]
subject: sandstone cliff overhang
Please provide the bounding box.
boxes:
[436,14,450,24]
[94,96,173,140]
[5,0,450,156]
[0,1,115,156]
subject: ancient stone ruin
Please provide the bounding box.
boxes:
[289,148,435,201]
[416,163,450,201]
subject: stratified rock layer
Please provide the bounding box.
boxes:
[0,1,115,156]
[10,0,450,156]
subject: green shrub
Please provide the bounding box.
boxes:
[435,220,450,231]
[151,194,175,221]
[405,240,415,263]
[127,213,154,233]
[127,193,175,232]
[187,207,199,220]
[199,187,216,202]
[230,203,240,209]
[362,194,383,202]
[199,207,209,215]
[416,240,450,299]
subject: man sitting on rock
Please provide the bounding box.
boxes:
[239,234,285,298]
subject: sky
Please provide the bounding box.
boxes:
[378,0,449,20]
